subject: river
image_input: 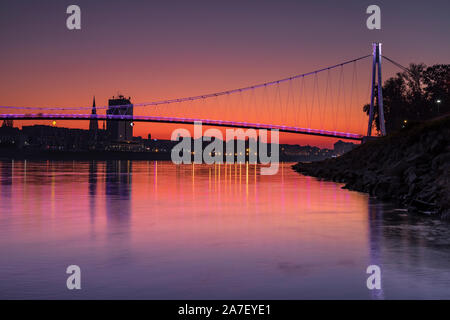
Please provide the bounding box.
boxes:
[0,160,449,299]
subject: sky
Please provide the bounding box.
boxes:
[0,0,449,147]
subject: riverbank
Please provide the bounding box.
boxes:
[293,115,450,220]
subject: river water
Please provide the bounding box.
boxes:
[0,160,449,299]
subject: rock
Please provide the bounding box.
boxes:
[404,167,417,185]
[387,160,409,176]
[441,209,450,221]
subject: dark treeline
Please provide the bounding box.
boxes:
[364,63,449,134]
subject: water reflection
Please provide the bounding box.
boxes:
[103,161,132,268]
[105,160,132,225]
[367,198,384,299]
[367,199,450,299]
[88,161,97,225]
[0,161,449,299]
[1,161,13,211]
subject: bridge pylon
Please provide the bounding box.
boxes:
[367,42,386,137]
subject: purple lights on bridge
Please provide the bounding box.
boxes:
[0,113,364,140]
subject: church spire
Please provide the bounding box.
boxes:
[92,96,96,114]
[89,96,98,131]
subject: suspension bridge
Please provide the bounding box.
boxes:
[0,43,403,141]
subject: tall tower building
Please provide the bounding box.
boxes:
[89,96,98,132]
[106,95,133,141]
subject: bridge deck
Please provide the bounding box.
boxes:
[0,114,364,141]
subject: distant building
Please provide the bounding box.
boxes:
[0,124,21,147]
[89,96,98,132]
[333,140,356,156]
[2,119,13,128]
[106,95,133,141]
[21,125,92,150]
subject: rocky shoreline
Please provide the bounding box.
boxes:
[293,115,450,220]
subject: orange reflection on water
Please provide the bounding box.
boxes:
[0,160,372,299]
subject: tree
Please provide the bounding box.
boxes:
[364,63,450,134]
[423,64,450,115]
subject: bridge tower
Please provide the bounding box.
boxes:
[367,42,386,136]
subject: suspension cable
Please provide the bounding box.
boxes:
[382,55,412,75]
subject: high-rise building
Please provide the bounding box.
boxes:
[106,95,133,141]
[89,96,98,132]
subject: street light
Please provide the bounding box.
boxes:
[436,99,442,114]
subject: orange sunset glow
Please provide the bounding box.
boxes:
[1,1,448,147]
